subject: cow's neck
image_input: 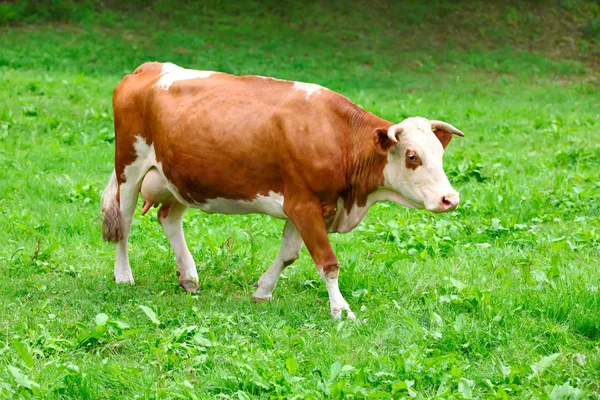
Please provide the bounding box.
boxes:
[327,188,418,233]
[341,101,393,212]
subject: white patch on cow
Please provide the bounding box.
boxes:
[318,269,355,320]
[255,75,282,81]
[193,191,286,219]
[155,62,215,90]
[293,81,323,100]
[327,198,366,233]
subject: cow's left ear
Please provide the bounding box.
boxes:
[433,129,453,149]
[373,127,397,154]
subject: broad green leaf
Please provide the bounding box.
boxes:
[548,264,560,279]
[392,380,416,397]
[550,381,582,400]
[454,313,466,332]
[12,340,34,368]
[95,313,109,326]
[330,360,342,381]
[112,320,130,329]
[285,357,298,375]
[8,366,40,391]
[139,305,161,325]
[432,312,443,326]
[450,278,466,291]
[193,334,212,347]
[530,353,561,376]
[458,379,474,399]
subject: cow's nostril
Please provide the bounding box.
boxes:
[442,196,452,206]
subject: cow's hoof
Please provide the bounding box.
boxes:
[251,293,273,302]
[179,280,199,293]
[114,271,134,285]
[331,308,356,320]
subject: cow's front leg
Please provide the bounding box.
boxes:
[284,196,355,320]
[252,221,303,302]
[158,202,199,292]
[318,265,356,320]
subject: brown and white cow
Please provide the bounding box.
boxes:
[101,62,464,319]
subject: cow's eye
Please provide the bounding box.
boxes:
[405,150,422,170]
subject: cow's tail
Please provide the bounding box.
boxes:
[101,170,123,243]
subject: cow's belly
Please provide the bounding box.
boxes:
[191,192,287,219]
[138,162,287,219]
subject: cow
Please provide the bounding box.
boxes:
[101,62,464,319]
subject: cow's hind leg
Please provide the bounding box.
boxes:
[252,221,303,302]
[101,168,143,284]
[159,202,199,292]
[116,173,144,284]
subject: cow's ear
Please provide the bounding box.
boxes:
[374,128,397,154]
[433,129,453,149]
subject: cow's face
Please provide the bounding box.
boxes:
[375,117,463,212]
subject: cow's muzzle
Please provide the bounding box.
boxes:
[428,191,459,213]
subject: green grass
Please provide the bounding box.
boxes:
[1,1,600,398]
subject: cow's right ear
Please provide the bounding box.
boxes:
[374,128,397,154]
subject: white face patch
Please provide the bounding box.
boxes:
[293,81,323,100]
[154,62,215,90]
[382,117,458,212]
[193,191,286,219]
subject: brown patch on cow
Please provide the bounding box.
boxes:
[101,206,123,243]
[342,103,394,211]
[405,150,422,170]
[433,129,453,149]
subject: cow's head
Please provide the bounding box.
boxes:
[375,117,464,213]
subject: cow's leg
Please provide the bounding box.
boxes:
[158,202,199,292]
[113,175,141,284]
[252,221,303,302]
[284,196,355,320]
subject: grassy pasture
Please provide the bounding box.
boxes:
[0,1,599,398]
